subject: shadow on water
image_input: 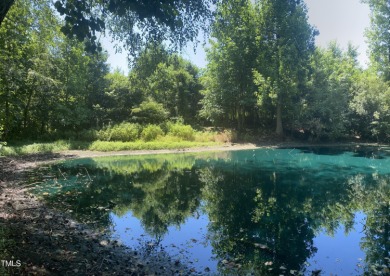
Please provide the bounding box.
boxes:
[29,147,390,275]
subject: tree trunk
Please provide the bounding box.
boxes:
[276,99,283,136]
[0,0,15,26]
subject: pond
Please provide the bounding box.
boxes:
[31,146,390,275]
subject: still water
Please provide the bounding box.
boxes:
[32,147,390,275]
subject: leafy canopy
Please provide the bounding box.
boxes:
[53,0,216,54]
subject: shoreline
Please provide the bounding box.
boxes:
[46,140,390,160]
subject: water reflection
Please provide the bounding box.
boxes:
[32,147,390,275]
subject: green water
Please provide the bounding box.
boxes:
[32,146,390,275]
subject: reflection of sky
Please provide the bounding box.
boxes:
[110,211,217,273]
[110,208,368,275]
[307,212,366,275]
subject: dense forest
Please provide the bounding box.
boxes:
[0,0,389,145]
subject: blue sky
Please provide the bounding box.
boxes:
[102,0,370,74]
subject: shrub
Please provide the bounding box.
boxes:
[98,123,140,142]
[141,125,164,141]
[167,122,195,141]
[131,99,169,124]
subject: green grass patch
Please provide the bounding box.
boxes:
[0,139,221,156]
[88,140,220,151]
[0,140,73,156]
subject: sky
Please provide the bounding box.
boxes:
[102,0,371,74]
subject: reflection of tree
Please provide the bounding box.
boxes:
[198,151,383,275]
[348,174,390,275]
[37,154,210,238]
[199,162,321,274]
[126,167,203,237]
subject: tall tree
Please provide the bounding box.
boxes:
[296,43,360,140]
[0,0,34,139]
[201,0,259,129]
[255,0,317,136]
[363,0,390,81]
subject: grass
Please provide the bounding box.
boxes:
[0,139,221,156]
[0,125,236,156]
[88,140,219,151]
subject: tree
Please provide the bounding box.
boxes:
[146,60,202,122]
[255,0,317,136]
[349,69,390,141]
[0,0,111,140]
[1,0,216,55]
[201,0,316,133]
[103,69,134,123]
[129,45,203,123]
[296,43,360,140]
[0,0,37,139]
[363,0,390,81]
[131,99,169,125]
[201,0,259,130]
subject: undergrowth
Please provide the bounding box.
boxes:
[0,123,238,156]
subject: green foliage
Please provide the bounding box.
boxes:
[0,140,72,156]
[167,122,195,141]
[141,125,164,141]
[128,45,203,124]
[0,0,110,140]
[1,0,390,145]
[49,0,215,57]
[363,0,390,81]
[103,70,135,123]
[88,141,217,151]
[0,139,220,156]
[295,43,360,140]
[131,99,169,124]
[201,0,258,129]
[202,0,316,134]
[349,70,390,141]
[98,123,141,142]
[254,0,317,135]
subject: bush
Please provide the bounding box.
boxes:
[141,125,164,141]
[131,99,169,124]
[167,122,195,141]
[98,123,140,142]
